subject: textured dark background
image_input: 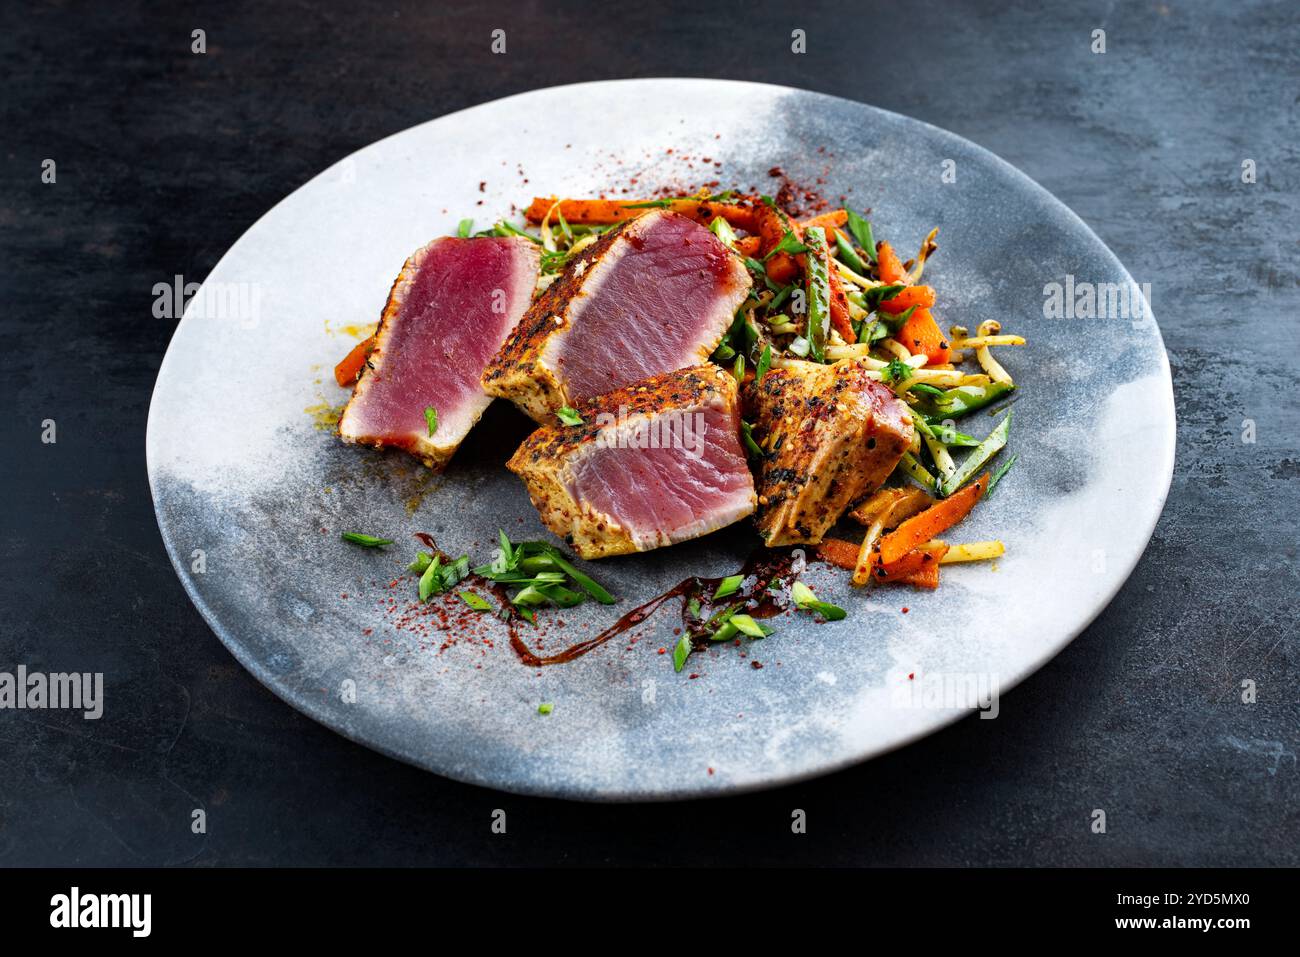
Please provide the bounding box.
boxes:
[2,0,1296,866]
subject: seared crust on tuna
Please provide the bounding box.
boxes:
[482,210,751,422]
[507,365,757,559]
[744,360,914,545]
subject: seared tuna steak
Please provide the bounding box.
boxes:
[744,360,914,545]
[482,210,751,422]
[338,236,539,470]
[507,365,756,559]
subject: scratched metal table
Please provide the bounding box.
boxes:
[1,0,1295,865]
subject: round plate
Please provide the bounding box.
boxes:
[147,79,1175,800]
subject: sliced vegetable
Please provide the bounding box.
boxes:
[424,406,438,436]
[845,209,876,262]
[555,407,584,426]
[333,336,375,387]
[803,226,832,362]
[672,632,693,672]
[939,414,1010,497]
[460,590,493,611]
[834,231,869,275]
[730,613,773,638]
[341,532,392,548]
[880,285,936,314]
[986,452,1019,496]
[895,307,951,365]
[876,240,908,284]
[713,574,744,599]
[791,581,847,620]
[922,381,1015,422]
[877,472,989,566]
[939,541,1006,564]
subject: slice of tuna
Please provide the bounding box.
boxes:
[507,365,757,559]
[338,236,539,470]
[744,359,914,545]
[482,209,751,422]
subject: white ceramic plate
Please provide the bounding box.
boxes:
[147,79,1175,799]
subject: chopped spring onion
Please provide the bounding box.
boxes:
[939,412,1012,497]
[755,344,772,383]
[460,591,492,611]
[457,218,473,238]
[730,614,773,638]
[791,581,847,621]
[341,532,392,548]
[835,231,870,275]
[985,452,1019,496]
[555,407,584,426]
[898,451,938,491]
[537,702,554,715]
[672,632,692,672]
[845,209,876,263]
[713,574,744,599]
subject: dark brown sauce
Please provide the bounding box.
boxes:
[509,548,803,667]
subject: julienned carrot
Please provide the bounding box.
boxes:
[895,307,951,364]
[334,336,375,387]
[870,542,949,582]
[877,472,989,566]
[876,240,908,285]
[816,537,860,571]
[756,204,802,283]
[880,284,935,313]
[825,250,856,343]
[801,209,848,231]
[523,197,758,231]
[897,563,940,589]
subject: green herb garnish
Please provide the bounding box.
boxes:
[986,452,1019,497]
[835,231,870,275]
[713,574,744,599]
[538,702,554,715]
[457,218,473,238]
[762,229,809,261]
[881,358,913,385]
[556,407,584,426]
[672,632,693,672]
[845,209,876,263]
[791,581,847,621]
[424,407,438,436]
[755,344,772,383]
[729,614,773,639]
[341,532,392,548]
[460,591,492,612]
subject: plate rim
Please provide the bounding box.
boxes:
[146,77,1177,801]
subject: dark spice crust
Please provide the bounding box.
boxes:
[482,219,627,394]
[743,360,914,545]
[508,364,738,469]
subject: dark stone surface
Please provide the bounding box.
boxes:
[1,0,1295,866]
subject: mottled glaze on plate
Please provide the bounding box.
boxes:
[146,79,1175,800]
